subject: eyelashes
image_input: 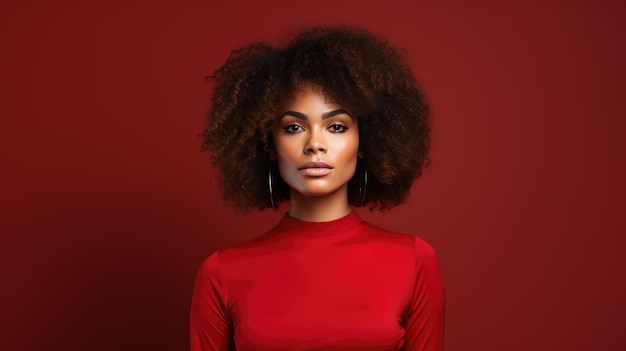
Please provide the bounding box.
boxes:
[282,123,349,134]
[283,123,304,134]
[329,124,349,133]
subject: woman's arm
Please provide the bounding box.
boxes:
[190,252,234,351]
[402,237,446,350]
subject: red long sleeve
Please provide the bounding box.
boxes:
[190,252,234,351]
[401,239,445,350]
[190,211,444,350]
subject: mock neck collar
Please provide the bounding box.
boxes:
[277,210,362,237]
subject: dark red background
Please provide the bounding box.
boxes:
[1,0,624,350]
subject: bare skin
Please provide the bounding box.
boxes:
[272,84,359,222]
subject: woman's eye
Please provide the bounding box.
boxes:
[284,124,303,133]
[329,124,348,133]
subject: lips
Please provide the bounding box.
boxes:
[298,162,333,176]
[299,162,333,170]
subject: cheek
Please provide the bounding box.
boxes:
[275,139,300,179]
[341,148,359,165]
[336,135,360,161]
[274,136,295,158]
[275,142,296,163]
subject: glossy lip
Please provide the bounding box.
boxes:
[298,162,333,177]
[298,162,333,170]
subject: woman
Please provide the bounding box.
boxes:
[191,26,444,350]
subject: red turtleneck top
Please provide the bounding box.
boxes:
[190,211,444,350]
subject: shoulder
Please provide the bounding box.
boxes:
[413,235,438,261]
[200,225,286,267]
[361,221,439,260]
[196,250,222,279]
[360,221,414,242]
[361,221,432,248]
[194,251,227,297]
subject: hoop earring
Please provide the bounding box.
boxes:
[359,169,368,207]
[268,162,277,212]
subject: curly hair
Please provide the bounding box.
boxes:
[202,26,431,212]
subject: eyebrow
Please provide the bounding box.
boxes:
[280,109,352,120]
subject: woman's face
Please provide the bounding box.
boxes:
[273,84,359,199]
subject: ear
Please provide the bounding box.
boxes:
[358,150,364,159]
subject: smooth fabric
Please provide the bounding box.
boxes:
[190,211,445,350]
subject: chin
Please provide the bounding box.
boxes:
[292,184,348,198]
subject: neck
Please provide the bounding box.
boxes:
[287,186,352,222]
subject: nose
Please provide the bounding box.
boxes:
[304,130,327,154]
